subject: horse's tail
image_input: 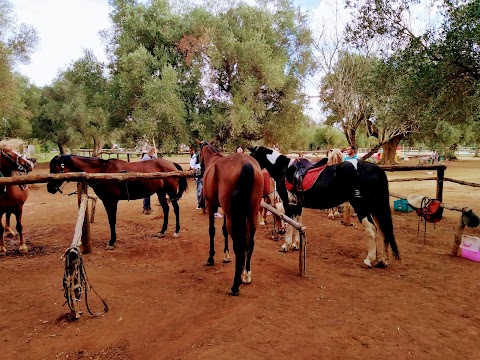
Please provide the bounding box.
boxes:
[173,162,188,198]
[231,162,255,248]
[375,176,400,260]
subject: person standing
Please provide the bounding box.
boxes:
[190,145,204,210]
[142,146,156,214]
[344,145,359,161]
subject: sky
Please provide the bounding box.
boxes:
[13,0,323,86]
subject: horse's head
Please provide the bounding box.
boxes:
[47,154,73,194]
[0,148,34,175]
[199,141,221,171]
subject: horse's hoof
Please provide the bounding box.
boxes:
[375,260,387,268]
[173,232,179,238]
[361,259,373,268]
[18,245,28,253]
[327,214,334,219]
[206,259,214,266]
[228,288,240,296]
[154,232,165,238]
[105,245,115,251]
[279,247,288,253]
[0,251,5,256]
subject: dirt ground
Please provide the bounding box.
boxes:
[1,158,480,360]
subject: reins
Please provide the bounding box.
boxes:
[62,246,108,318]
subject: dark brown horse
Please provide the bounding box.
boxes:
[47,155,188,250]
[0,148,35,255]
[199,141,263,296]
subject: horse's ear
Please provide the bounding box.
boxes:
[195,139,202,145]
[247,146,256,153]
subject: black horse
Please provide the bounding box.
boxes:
[47,155,188,250]
[248,146,400,267]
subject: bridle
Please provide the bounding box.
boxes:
[0,148,31,175]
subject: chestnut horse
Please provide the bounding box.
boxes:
[249,146,400,267]
[0,147,35,255]
[47,155,187,250]
[199,141,263,296]
[258,169,285,233]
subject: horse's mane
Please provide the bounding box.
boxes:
[327,149,343,165]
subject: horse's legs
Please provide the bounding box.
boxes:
[230,235,246,296]
[14,208,27,253]
[372,216,387,266]
[104,201,118,250]
[156,197,170,237]
[5,212,16,236]
[0,214,5,255]
[222,216,231,262]
[171,199,180,238]
[207,210,215,265]
[242,217,256,284]
[291,214,302,250]
[281,223,294,252]
[361,216,378,267]
[258,201,266,226]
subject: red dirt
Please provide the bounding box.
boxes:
[1,160,480,359]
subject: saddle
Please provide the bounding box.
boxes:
[285,158,328,192]
[407,194,444,223]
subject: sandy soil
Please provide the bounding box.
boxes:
[1,158,480,360]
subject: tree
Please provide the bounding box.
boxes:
[320,52,374,149]
[345,0,480,159]
[0,0,38,138]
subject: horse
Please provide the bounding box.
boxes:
[199,141,264,296]
[258,169,285,234]
[0,147,35,255]
[47,155,188,250]
[248,146,400,267]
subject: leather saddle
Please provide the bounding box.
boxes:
[285,158,328,192]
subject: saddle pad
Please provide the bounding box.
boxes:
[262,170,271,196]
[285,165,327,192]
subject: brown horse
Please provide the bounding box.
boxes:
[0,148,35,255]
[199,141,263,296]
[47,155,188,250]
[258,169,285,234]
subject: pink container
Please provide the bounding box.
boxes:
[460,235,480,262]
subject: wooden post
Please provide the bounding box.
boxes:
[451,214,465,257]
[299,227,307,277]
[127,154,130,162]
[437,167,445,201]
[343,202,352,226]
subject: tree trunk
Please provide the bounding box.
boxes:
[57,143,67,154]
[343,126,357,149]
[92,138,104,158]
[379,134,403,165]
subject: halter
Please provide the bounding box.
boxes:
[0,148,31,175]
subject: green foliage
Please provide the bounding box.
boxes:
[0,0,38,139]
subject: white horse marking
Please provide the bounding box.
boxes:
[266,151,281,164]
[346,158,358,170]
[362,217,377,267]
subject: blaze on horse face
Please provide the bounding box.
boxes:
[0,148,34,174]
